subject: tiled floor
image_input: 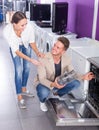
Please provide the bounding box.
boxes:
[0,23,99,130]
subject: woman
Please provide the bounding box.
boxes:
[3,11,44,109]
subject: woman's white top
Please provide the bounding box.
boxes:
[3,21,35,57]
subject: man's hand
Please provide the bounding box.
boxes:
[83,72,95,80]
[51,78,65,89]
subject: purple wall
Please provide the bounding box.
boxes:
[96,5,99,40]
[38,0,99,40]
[56,0,94,38]
[37,0,40,3]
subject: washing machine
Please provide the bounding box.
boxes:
[45,31,77,54]
[35,26,42,51]
[39,28,47,53]
[44,33,54,52]
[30,21,41,50]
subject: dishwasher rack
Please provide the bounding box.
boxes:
[46,96,99,126]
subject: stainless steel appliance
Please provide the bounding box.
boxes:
[46,58,99,126]
[12,0,26,12]
[88,57,99,114]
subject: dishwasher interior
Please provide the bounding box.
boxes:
[46,58,99,126]
[46,97,99,126]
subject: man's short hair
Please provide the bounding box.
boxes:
[58,36,70,50]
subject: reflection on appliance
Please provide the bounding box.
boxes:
[35,21,52,28]
[78,102,97,118]
[39,29,46,52]
[46,42,50,52]
[45,34,53,52]
[13,0,26,12]
[88,57,99,113]
[45,41,52,52]
[35,27,41,50]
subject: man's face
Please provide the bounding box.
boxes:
[51,40,65,56]
[13,18,27,32]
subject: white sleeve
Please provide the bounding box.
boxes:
[3,24,19,52]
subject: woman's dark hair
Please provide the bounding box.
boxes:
[11,11,27,24]
[58,36,70,50]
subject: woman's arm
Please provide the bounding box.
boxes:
[30,42,45,57]
[15,50,41,66]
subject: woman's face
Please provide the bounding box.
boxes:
[13,18,27,32]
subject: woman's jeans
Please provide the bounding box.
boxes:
[10,45,31,94]
[36,80,80,103]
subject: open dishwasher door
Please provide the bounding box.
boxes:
[46,95,99,126]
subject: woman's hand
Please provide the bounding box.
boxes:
[30,58,42,66]
[37,51,45,58]
[30,43,45,58]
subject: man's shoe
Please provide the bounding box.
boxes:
[18,99,26,109]
[22,90,34,97]
[40,102,48,112]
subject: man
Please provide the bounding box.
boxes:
[36,36,95,112]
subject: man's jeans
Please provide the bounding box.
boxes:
[10,45,31,94]
[36,80,80,103]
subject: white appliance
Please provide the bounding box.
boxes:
[72,46,99,59]
[31,21,78,53]
[45,33,54,52]
[67,37,99,57]
[69,37,99,48]
[35,27,41,50]
[45,31,78,53]
[71,46,99,100]
[39,28,47,52]
[30,21,41,50]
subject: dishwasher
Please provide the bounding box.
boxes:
[46,57,99,126]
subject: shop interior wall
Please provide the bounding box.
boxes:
[56,0,95,39]
[38,0,99,40]
[96,3,99,40]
